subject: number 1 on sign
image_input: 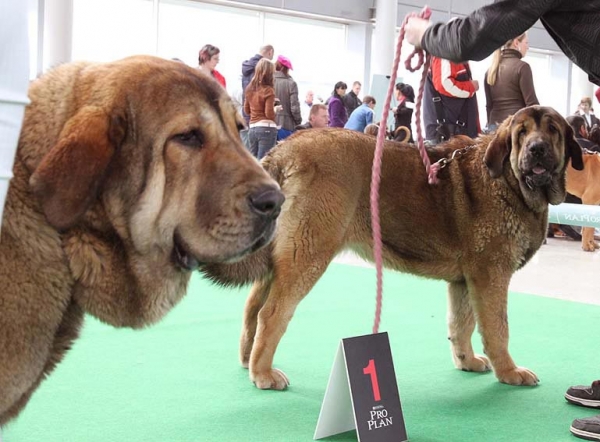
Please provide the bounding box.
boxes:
[363,359,381,401]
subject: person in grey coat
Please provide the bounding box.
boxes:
[273,55,302,140]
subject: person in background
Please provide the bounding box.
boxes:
[392,82,415,143]
[295,103,329,130]
[343,81,362,117]
[344,95,377,133]
[273,55,302,141]
[423,56,479,143]
[364,123,380,137]
[240,45,275,147]
[244,58,280,160]
[301,90,314,123]
[566,115,600,153]
[198,44,226,88]
[575,96,600,132]
[328,81,348,128]
[484,33,538,131]
[405,3,600,439]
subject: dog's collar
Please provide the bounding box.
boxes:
[434,144,478,171]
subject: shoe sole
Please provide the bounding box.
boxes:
[566,394,600,409]
[571,425,600,441]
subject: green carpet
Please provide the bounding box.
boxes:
[3,263,599,442]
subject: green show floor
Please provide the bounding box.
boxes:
[4,263,599,441]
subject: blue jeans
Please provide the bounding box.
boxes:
[248,126,277,160]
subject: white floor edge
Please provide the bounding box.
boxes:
[334,237,599,306]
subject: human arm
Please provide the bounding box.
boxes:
[328,99,346,128]
[243,92,251,117]
[414,0,555,62]
[264,89,276,121]
[431,58,476,98]
[518,63,540,106]
[484,72,493,123]
[289,80,302,125]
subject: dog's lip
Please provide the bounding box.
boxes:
[172,231,201,271]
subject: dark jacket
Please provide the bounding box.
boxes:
[423,58,479,141]
[342,91,362,117]
[484,49,539,126]
[576,137,600,153]
[394,103,414,143]
[421,0,600,86]
[295,122,313,131]
[274,71,302,131]
[241,54,263,122]
[328,96,348,128]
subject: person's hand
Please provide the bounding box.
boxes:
[471,80,479,91]
[274,105,283,113]
[405,17,431,48]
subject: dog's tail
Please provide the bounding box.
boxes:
[199,154,284,287]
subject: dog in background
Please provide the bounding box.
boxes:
[202,106,582,391]
[0,55,283,423]
[566,150,600,251]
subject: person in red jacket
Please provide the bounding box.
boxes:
[423,56,480,143]
[198,44,226,89]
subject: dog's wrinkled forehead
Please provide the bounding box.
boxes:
[512,106,564,135]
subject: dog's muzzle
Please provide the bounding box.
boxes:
[522,141,554,189]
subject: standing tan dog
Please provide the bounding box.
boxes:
[0,56,283,423]
[567,150,600,251]
[202,106,583,390]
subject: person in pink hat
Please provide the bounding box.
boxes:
[274,55,302,140]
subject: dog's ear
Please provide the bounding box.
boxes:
[484,115,513,178]
[564,123,584,171]
[30,106,127,231]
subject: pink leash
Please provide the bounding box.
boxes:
[371,6,436,334]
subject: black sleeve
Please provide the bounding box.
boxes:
[421,0,557,63]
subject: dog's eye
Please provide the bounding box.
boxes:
[174,130,204,148]
[548,124,558,134]
[519,128,527,137]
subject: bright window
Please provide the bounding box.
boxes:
[72,0,154,62]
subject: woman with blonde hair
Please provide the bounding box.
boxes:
[484,33,538,130]
[244,58,280,159]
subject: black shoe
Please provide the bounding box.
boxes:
[566,381,600,409]
[571,415,600,441]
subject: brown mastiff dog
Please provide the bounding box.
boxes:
[567,150,600,251]
[0,55,283,423]
[202,106,583,390]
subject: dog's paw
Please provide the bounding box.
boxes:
[582,241,598,252]
[496,366,539,386]
[251,368,290,390]
[456,354,491,372]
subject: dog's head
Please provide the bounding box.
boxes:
[484,106,583,209]
[29,56,283,272]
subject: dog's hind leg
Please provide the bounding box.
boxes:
[468,275,538,386]
[447,281,491,373]
[240,278,272,368]
[248,246,340,390]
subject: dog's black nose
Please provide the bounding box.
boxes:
[248,187,285,219]
[528,141,549,158]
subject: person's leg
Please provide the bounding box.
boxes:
[566,381,600,408]
[247,128,259,158]
[240,128,250,150]
[570,415,600,440]
[256,127,277,160]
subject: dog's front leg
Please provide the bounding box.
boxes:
[468,275,539,386]
[447,281,491,373]
[240,279,271,368]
